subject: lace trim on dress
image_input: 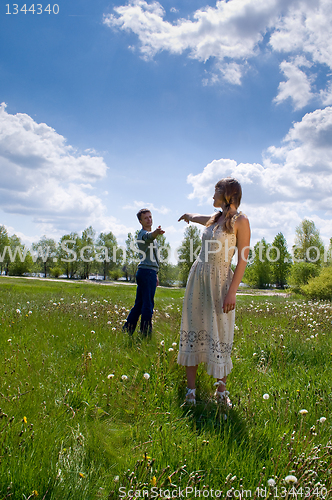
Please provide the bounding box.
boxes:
[179,330,233,356]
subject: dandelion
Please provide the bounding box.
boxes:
[32,491,38,497]
[16,309,21,314]
[284,475,297,484]
[267,479,276,487]
[23,416,27,424]
[263,394,270,400]
[319,417,327,423]
[299,409,308,415]
[107,374,115,379]
[121,375,128,381]
[143,373,150,380]
[151,476,157,486]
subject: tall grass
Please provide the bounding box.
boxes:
[0,278,331,499]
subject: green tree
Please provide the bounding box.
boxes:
[270,233,292,288]
[57,233,80,278]
[177,226,201,287]
[244,238,272,288]
[79,226,96,279]
[293,219,324,265]
[156,233,175,286]
[0,225,9,274]
[32,236,57,277]
[95,231,120,280]
[123,232,139,281]
[289,262,320,291]
[7,235,32,276]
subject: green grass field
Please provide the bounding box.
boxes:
[0,277,331,500]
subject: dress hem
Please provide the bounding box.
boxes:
[177,353,233,379]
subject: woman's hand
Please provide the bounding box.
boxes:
[178,213,191,223]
[223,290,236,313]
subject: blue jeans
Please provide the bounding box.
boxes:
[124,268,157,335]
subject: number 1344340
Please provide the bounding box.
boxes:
[6,4,59,14]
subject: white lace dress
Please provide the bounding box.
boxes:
[177,214,241,379]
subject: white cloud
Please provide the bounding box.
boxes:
[122,200,170,214]
[274,58,314,109]
[103,0,283,83]
[186,106,332,245]
[104,0,332,105]
[0,103,129,239]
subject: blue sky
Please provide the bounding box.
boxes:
[1,0,332,260]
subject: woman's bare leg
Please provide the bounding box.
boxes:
[186,365,198,389]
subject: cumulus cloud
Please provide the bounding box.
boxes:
[104,0,332,105]
[123,200,170,214]
[186,106,332,243]
[274,57,314,109]
[0,103,128,238]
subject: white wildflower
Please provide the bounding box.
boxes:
[107,374,114,379]
[263,394,270,400]
[16,309,21,314]
[299,409,308,415]
[284,475,297,484]
[267,479,276,487]
[319,417,327,423]
[121,375,128,381]
[143,373,150,380]
[168,348,174,352]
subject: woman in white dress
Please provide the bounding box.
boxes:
[177,178,250,406]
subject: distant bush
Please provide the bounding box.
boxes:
[302,266,332,300]
[49,266,63,278]
[289,262,320,292]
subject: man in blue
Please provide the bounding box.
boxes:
[123,208,165,337]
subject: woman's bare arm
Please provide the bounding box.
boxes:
[178,213,211,226]
[223,215,251,313]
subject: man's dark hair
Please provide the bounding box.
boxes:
[136,208,151,222]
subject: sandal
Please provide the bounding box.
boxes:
[214,381,232,408]
[182,387,196,406]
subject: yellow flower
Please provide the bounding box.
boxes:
[79,472,85,478]
[151,476,157,486]
[23,416,27,424]
[33,491,38,497]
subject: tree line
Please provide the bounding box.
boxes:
[0,219,331,294]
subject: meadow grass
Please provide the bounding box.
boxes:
[0,277,331,499]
